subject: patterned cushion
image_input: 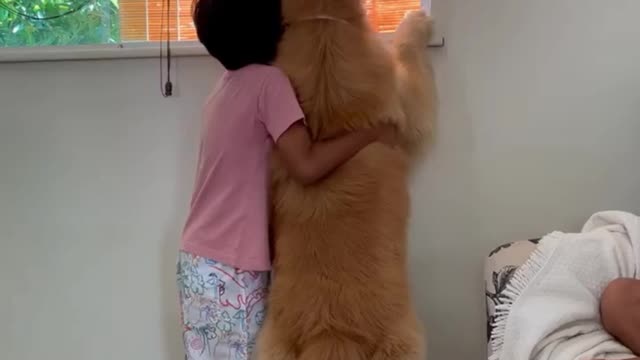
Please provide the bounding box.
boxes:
[484,239,541,357]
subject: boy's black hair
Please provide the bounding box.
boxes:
[193,0,284,70]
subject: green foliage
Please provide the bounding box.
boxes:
[0,0,120,47]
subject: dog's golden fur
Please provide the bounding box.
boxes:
[257,0,436,359]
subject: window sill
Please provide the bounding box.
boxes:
[0,41,207,63]
[0,33,444,63]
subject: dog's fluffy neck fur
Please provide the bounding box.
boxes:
[279,0,388,140]
[282,0,365,25]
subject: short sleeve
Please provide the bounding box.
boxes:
[258,68,305,142]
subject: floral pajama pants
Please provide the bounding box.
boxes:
[176,251,269,360]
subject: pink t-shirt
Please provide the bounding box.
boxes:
[181,64,303,271]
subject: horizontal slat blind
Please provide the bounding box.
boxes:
[119,0,148,41]
[365,0,423,32]
[178,0,197,40]
[119,0,422,42]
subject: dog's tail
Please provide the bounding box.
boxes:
[298,335,367,360]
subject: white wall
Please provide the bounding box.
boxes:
[1,1,640,359]
[0,57,216,360]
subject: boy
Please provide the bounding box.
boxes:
[176,0,397,359]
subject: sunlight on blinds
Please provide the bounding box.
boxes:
[364,0,423,33]
[119,0,423,42]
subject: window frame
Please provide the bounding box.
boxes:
[0,0,434,63]
[0,40,204,62]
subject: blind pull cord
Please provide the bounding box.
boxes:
[160,0,173,97]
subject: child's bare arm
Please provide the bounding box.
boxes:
[276,121,396,185]
[599,278,640,358]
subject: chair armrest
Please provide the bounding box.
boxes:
[485,239,541,357]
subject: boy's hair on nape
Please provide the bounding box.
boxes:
[193,0,284,70]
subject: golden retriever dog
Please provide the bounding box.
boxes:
[257,0,437,359]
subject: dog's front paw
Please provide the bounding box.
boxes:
[395,10,433,46]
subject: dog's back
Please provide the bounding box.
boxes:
[276,18,404,139]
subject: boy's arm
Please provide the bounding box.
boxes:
[275,121,395,185]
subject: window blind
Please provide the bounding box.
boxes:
[364,0,423,33]
[120,0,423,42]
[0,0,423,48]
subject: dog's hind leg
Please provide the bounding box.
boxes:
[371,325,425,360]
[371,338,424,360]
[254,318,295,360]
[371,309,425,360]
[298,334,368,360]
[393,10,437,155]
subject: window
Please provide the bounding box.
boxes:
[0,0,120,47]
[0,0,424,49]
[364,0,424,33]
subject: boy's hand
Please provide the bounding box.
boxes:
[277,121,402,185]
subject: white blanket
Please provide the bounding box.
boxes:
[489,211,640,360]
